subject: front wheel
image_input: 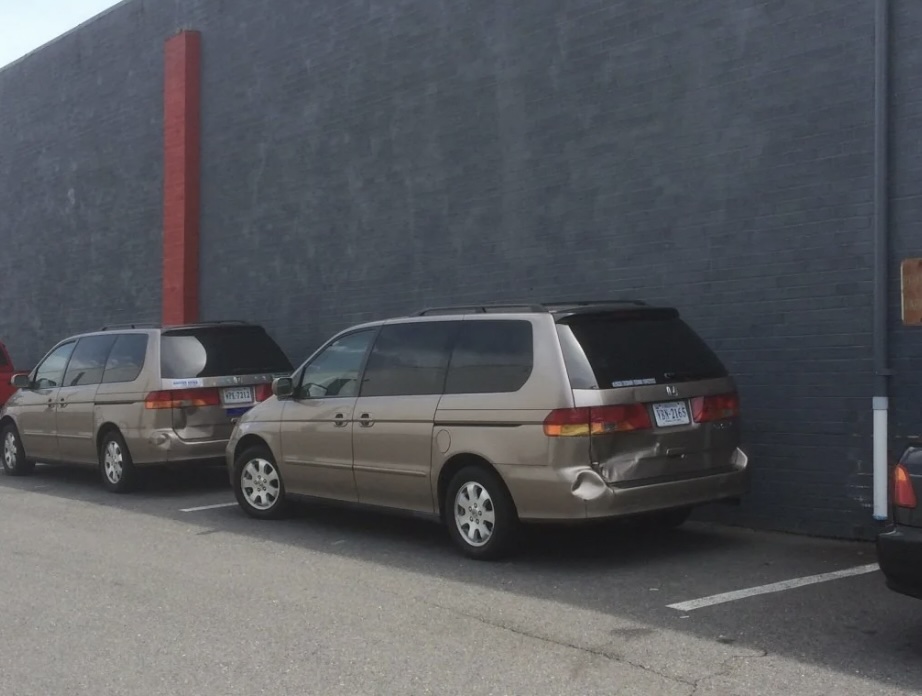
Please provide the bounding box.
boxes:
[445,465,519,561]
[1,423,34,476]
[233,445,288,519]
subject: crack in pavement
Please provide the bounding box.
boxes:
[690,649,771,696]
[408,592,776,695]
[416,596,699,691]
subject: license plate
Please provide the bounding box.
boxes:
[222,386,254,406]
[652,401,690,427]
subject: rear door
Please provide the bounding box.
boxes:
[352,321,457,513]
[56,335,117,464]
[557,309,740,486]
[159,325,293,443]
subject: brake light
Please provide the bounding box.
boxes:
[144,388,221,409]
[893,464,918,509]
[254,383,273,402]
[691,393,740,423]
[543,405,652,437]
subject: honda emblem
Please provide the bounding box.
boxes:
[666,385,677,396]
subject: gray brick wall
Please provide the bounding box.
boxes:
[1,0,913,539]
[0,1,172,368]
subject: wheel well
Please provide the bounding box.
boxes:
[436,453,515,518]
[0,415,14,432]
[96,423,121,452]
[234,434,270,461]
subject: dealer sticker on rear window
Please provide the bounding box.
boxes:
[165,378,204,389]
[611,378,657,388]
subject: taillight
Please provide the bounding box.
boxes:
[691,393,740,423]
[893,464,918,509]
[254,383,273,402]
[144,388,221,409]
[543,405,652,437]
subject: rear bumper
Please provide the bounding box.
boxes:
[130,428,227,466]
[877,525,922,600]
[500,448,749,522]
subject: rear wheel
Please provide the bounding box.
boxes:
[1,423,34,476]
[234,445,288,519]
[445,465,518,560]
[99,431,137,493]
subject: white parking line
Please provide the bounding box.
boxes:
[180,502,237,513]
[667,563,880,612]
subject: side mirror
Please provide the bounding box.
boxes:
[271,377,294,400]
[11,373,31,389]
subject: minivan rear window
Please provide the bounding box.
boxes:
[560,312,727,389]
[160,326,292,379]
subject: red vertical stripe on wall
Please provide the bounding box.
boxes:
[162,30,202,325]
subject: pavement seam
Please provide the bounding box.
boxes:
[418,597,698,692]
[689,649,770,696]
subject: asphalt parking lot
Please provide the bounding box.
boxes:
[0,465,919,696]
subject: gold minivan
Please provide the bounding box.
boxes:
[1,322,292,492]
[227,302,749,559]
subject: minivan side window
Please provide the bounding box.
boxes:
[299,329,376,399]
[361,322,457,397]
[33,342,76,389]
[444,320,534,394]
[64,335,118,387]
[102,334,149,384]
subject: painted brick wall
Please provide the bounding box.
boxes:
[889,2,922,451]
[0,1,173,368]
[0,0,915,539]
[190,0,879,538]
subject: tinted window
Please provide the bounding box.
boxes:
[361,322,456,397]
[34,342,76,389]
[160,326,292,379]
[563,312,727,388]
[102,334,149,384]
[299,330,375,398]
[444,321,533,394]
[64,335,117,387]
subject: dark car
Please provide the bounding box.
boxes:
[877,444,922,599]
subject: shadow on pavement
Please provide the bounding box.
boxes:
[2,463,919,692]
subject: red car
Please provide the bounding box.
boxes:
[0,342,16,407]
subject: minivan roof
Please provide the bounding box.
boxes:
[411,301,677,320]
[95,320,253,332]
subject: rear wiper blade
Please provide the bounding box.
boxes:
[663,371,708,382]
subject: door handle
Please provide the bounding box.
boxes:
[358,413,374,428]
[333,413,348,428]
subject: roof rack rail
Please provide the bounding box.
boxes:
[99,322,160,331]
[163,319,251,328]
[540,299,648,308]
[414,304,548,316]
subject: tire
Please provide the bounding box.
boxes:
[1,423,34,476]
[650,506,692,529]
[99,430,137,493]
[445,465,519,561]
[233,445,288,520]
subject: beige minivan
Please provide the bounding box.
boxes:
[227,302,749,559]
[1,322,292,492]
